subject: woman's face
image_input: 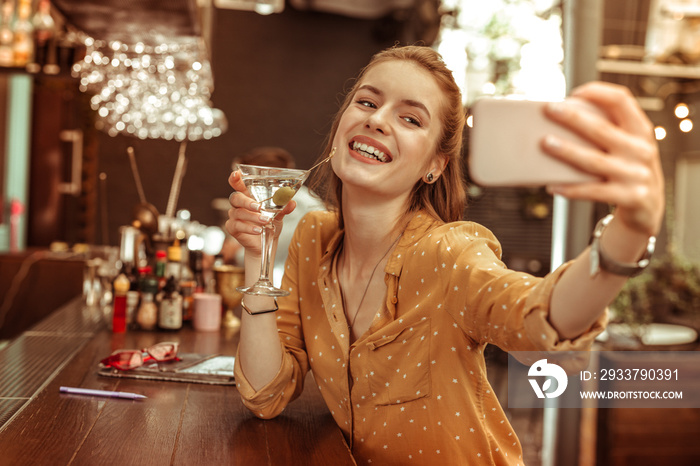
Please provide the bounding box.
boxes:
[331,59,446,202]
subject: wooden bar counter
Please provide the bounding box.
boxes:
[0,298,356,466]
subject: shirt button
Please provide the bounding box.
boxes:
[391,296,398,304]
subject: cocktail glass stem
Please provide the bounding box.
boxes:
[237,214,289,296]
[258,221,276,290]
[234,162,311,297]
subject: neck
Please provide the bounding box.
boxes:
[340,188,407,269]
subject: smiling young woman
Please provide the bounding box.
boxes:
[225,44,664,465]
[312,46,468,232]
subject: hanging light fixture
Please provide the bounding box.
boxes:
[72,35,227,141]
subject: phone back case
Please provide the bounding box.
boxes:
[468,98,602,187]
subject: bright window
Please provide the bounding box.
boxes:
[437,0,566,104]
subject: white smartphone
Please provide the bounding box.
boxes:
[468,97,602,187]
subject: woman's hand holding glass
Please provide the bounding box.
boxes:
[542,81,665,238]
[225,169,297,257]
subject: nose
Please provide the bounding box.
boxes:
[365,108,390,134]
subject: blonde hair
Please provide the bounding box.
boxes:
[309,45,467,229]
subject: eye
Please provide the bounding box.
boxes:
[403,115,422,127]
[356,99,376,109]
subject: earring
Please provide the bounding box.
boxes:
[426,172,434,183]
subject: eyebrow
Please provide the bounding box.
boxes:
[357,84,431,119]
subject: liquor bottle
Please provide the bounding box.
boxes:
[155,249,167,289]
[179,280,195,322]
[0,1,14,67]
[136,276,159,331]
[125,288,140,329]
[158,276,183,331]
[111,274,130,333]
[30,0,57,74]
[13,0,34,68]
[165,241,182,283]
[137,265,152,282]
[189,250,205,293]
[125,264,141,329]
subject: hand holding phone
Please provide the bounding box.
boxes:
[468,97,605,187]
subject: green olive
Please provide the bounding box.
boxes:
[272,186,296,206]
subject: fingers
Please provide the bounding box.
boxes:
[225,207,267,237]
[541,133,651,182]
[548,180,663,236]
[224,170,300,253]
[268,200,297,233]
[547,181,646,207]
[231,206,269,229]
[280,200,297,217]
[540,81,660,175]
[229,190,261,211]
[543,97,629,156]
[228,170,246,192]
[541,81,665,236]
[228,169,259,203]
[225,169,299,254]
[543,82,656,159]
[225,170,268,243]
[570,82,654,138]
[227,186,267,237]
[228,169,262,212]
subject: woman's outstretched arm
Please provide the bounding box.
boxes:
[543,82,665,339]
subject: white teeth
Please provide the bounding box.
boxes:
[352,141,388,162]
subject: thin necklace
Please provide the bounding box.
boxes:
[340,233,402,328]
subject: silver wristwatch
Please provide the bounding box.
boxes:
[589,214,656,278]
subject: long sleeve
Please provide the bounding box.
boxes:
[436,221,607,369]
[233,216,313,418]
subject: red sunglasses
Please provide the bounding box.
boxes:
[99,342,180,371]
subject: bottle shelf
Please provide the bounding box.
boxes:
[597,59,700,79]
[0,63,74,78]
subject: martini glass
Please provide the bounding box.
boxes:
[235,149,335,297]
[235,164,310,296]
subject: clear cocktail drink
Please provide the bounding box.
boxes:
[236,164,308,296]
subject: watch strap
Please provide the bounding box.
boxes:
[589,214,656,278]
[241,299,279,315]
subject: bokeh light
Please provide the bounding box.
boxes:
[680,119,693,133]
[72,36,227,141]
[675,103,690,119]
[654,126,666,140]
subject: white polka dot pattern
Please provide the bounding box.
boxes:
[234,210,607,465]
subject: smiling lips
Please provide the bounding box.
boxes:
[350,140,391,163]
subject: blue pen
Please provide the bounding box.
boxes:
[59,386,147,400]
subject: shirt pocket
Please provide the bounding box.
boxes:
[365,318,431,406]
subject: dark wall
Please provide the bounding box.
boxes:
[97,6,398,245]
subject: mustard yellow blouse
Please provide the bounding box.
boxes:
[234,210,606,465]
